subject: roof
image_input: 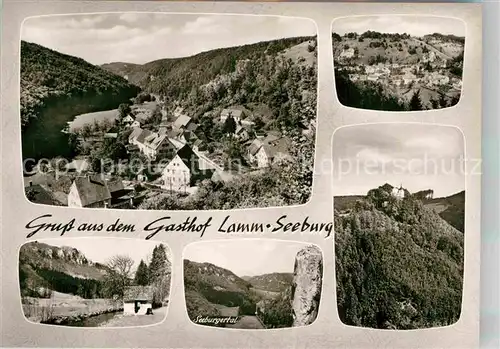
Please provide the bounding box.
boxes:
[129,127,143,141]
[136,129,154,144]
[25,184,63,206]
[107,179,125,193]
[71,175,111,207]
[248,139,263,156]
[174,114,191,128]
[148,134,170,150]
[221,108,243,118]
[123,286,154,302]
[175,145,200,171]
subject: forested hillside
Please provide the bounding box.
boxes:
[20,41,140,128]
[19,242,109,299]
[245,273,293,292]
[183,260,256,321]
[134,37,318,210]
[335,184,464,329]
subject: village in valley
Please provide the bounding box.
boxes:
[332,28,465,110]
[25,94,307,210]
[21,14,317,210]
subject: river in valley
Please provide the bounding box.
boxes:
[21,91,137,162]
[64,311,122,327]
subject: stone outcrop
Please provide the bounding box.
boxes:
[291,245,323,327]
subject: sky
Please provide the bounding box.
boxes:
[34,237,171,272]
[184,240,311,277]
[21,13,316,65]
[332,123,466,198]
[332,15,465,37]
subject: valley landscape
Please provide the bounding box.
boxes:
[21,14,317,210]
[19,239,171,327]
[183,241,323,329]
[332,16,465,111]
[332,123,465,329]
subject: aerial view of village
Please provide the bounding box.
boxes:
[21,14,317,210]
[19,238,171,327]
[332,16,465,111]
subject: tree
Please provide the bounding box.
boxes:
[223,114,237,134]
[148,244,171,307]
[118,103,131,119]
[103,255,134,298]
[409,91,423,111]
[134,259,150,286]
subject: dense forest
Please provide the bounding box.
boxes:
[335,184,464,329]
[20,41,140,128]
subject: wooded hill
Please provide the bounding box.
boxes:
[183,260,256,321]
[335,184,464,329]
[102,36,317,125]
[335,189,465,233]
[20,41,140,128]
[183,259,294,327]
[243,273,293,292]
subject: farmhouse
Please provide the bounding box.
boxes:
[67,175,131,208]
[248,136,292,168]
[122,115,134,124]
[129,127,176,161]
[123,286,154,316]
[161,145,215,192]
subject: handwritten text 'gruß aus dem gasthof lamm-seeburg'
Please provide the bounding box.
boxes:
[24,214,333,240]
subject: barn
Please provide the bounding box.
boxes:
[123,286,154,315]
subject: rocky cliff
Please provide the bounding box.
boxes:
[291,245,323,326]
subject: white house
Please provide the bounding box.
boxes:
[391,185,406,200]
[161,145,214,192]
[248,136,292,168]
[129,128,176,161]
[122,115,134,124]
[68,175,128,208]
[123,286,153,316]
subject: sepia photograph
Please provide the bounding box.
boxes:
[332,16,465,111]
[332,123,465,329]
[20,13,318,210]
[19,238,172,327]
[183,240,323,329]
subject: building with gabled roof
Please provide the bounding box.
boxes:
[161,145,215,192]
[67,175,130,208]
[248,136,292,168]
[123,285,154,315]
[129,127,176,161]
